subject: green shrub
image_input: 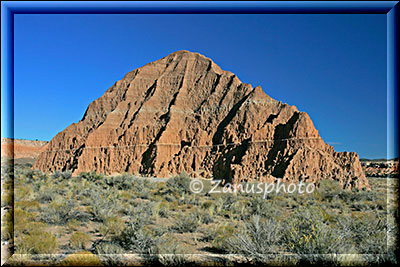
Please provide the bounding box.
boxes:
[70,231,91,249]
[67,219,81,232]
[61,170,73,179]
[226,215,282,259]
[152,201,170,218]
[171,213,200,233]
[123,201,153,223]
[104,174,136,190]
[216,194,236,210]
[1,210,13,241]
[24,169,47,182]
[2,209,13,227]
[153,236,193,265]
[70,209,92,222]
[80,172,104,183]
[199,209,214,224]
[246,196,272,218]
[179,192,200,206]
[282,207,350,254]
[163,173,192,195]
[23,222,47,235]
[38,188,57,203]
[115,220,156,254]
[52,170,62,179]
[337,212,388,254]
[40,199,76,225]
[210,224,236,252]
[201,200,214,210]
[87,189,118,222]
[148,224,168,237]
[192,208,214,225]
[93,241,125,254]
[99,216,125,237]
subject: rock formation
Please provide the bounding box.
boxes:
[33,50,369,189]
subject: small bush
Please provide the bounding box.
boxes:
[23,222,47,235]
[17,231,57,254]
[93,241,125,254]
[282,207,350,254]
[61,170,73,179]
[80,172,104,183]
[153,236,193,266]
[171,213,200,233]
[40,199,76,225]
[209,224,236,252]
[226,216,282,259]
[99,216,125,237]
[201,200,214,210]
[130,179,152,199]
[164,173,192,195]
[193,208,214,224]
[70,231,91,249]
[2,210,13,231]
[87,190,118,222]
[38,188,57,204]
[52,170,62,179]
[67,219,81,232]
[104,174,135,190]
[337,212,388,254]
[214,194,236,216]
[246,196,274,218]
[152,201,170,218]
[24,169,47,182]
[70,209,92,222]
[115,220,156,254]
[199,210,214,224]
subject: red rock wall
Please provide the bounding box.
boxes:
[33,51,369,189]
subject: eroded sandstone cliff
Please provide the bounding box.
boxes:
[33,50,369,189]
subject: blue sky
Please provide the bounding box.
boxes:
[10,14,389,159]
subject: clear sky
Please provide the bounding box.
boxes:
[10,14,389,159]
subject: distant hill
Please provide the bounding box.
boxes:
[360,158,399,162]
[1,138,48,160]
[360,157,399,178]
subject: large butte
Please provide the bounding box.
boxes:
[34,50,370,190]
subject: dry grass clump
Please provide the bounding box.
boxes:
[16,230,57,254]
[60,251,103,266]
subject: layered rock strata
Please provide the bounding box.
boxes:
[33,50,369,189]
